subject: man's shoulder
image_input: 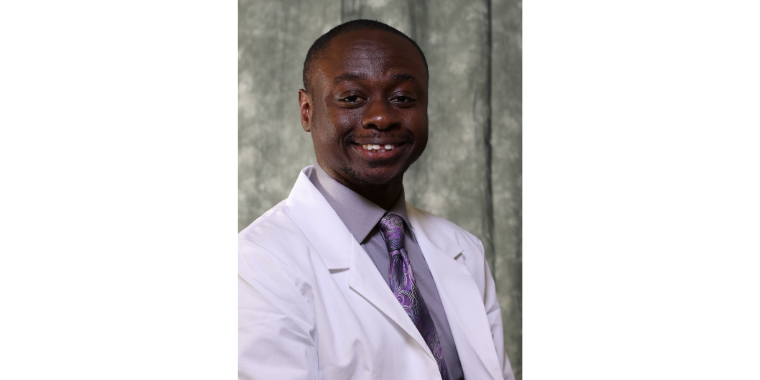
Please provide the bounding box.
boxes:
[407,204,486,255]
[238,199,308,256]
[239,199,286,238]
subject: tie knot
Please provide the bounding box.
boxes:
[378,213,405,252]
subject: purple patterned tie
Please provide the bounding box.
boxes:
[378,213,450,380]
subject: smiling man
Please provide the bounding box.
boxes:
[239,19,515,380]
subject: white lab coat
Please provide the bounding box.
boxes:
[239,166,515,380]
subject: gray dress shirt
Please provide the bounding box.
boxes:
[309,164,464,380]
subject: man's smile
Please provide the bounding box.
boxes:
[351,141,406,159]
[361,143,396,151]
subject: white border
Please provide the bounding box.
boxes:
[525,1,760,378]
[0,1,237,378]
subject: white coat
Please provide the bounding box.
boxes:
[239,166,515,380]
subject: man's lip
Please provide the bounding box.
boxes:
[350,142,405,159]
[351,142,406,152]
[351,141,407,145]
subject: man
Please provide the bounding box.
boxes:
[239,19,514,380]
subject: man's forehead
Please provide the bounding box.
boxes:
[314,30,426,81]
[324,30,416,60]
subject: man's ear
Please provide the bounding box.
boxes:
[298,89,312,132]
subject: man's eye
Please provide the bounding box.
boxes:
[340,95,360,102]
[392,96,413,104]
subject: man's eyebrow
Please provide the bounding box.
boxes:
[393,74,418,83]
[332,73,419,84]
[333,73,368,84]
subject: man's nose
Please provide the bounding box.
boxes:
[361,99,397,130]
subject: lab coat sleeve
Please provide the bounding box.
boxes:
[479,240,516,380]
[238,238,318,380]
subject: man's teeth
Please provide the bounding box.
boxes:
[362,144,395,151]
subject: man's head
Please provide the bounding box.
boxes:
[298,20,429,195]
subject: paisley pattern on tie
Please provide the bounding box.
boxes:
[379,213,450,380]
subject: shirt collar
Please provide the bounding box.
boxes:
[309,163,414,244]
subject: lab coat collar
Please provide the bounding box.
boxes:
[285,166,352,270]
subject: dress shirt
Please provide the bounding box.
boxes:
[309,163,464,380]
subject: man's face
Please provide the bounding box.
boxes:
[299,30,429,188]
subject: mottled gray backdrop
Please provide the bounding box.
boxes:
[239,0,521,378]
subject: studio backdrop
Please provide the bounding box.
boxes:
[239,0,521,378]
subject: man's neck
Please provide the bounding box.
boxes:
[316,163,403,210]
[346,180,403,211]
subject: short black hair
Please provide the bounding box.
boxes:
[302,19,429,94]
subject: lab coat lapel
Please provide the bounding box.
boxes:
[346,241,434,360]
[408,206,504,379]
[285,167,435,361]
[285,166,351,270]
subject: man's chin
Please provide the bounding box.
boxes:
[340,166,405,187]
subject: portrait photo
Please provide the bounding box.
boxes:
[238,1,521,379]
